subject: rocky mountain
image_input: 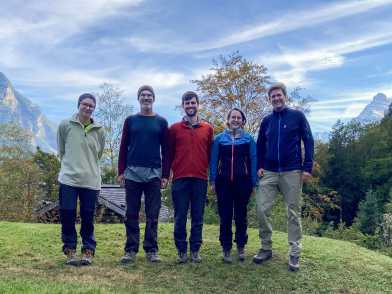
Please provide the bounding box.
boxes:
[0,72,57,152]
[355,93,392,124]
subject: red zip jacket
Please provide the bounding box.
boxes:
[165,119,213,181]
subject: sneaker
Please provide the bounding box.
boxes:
[253,249,272,264]
[222,250,232,264]
[146,251,161,263]
[176,252,188,264]
[237,247,245,262]
[288,255,300,271]
[80,249,94,266]
[64,248,79,266]
[120,251,136,264]
[190,251,202,263]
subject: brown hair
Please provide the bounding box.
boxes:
[267,82,287,98]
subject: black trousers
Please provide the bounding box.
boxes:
[124,178,161,253]
[59,183,98,253]
[215,177,252,251]
[172,178,207,253]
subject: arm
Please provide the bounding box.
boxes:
[256,119,266,172]
[161,119,170,180]
[98,129,105,160]
[300,113,314,174]
[249,135,257,186]
[118,118,129,176]
[207,124,214,162]
[209,134,220,184]
[165,125,176,179]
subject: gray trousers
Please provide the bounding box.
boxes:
[256,170,302,257]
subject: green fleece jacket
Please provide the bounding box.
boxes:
[57,114,105,190]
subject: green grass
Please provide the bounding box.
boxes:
[0,222,392,293]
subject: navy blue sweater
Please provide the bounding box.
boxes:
[118,114,169,178]
[257,108,314,173]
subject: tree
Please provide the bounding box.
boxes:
[33,147,61,201]
[0,123,41,220]
[0,122,33,159]
[192,52,271,135]
[192,52,313,136]
[95,83,133,183]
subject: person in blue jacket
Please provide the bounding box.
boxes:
[253,82,314,272]
[210,108,257,263]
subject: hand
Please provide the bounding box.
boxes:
[161,178,168,189]
[257,168,265,177]
[301,171,312,183]
[117,174,125,187]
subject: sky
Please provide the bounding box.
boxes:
[1,0,392,133]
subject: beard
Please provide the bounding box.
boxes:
[185,107,197,117]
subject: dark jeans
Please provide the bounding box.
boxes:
[59,184,98,254]
[124,178,161,253]
[215,178,252,251]
[172,178,207,253]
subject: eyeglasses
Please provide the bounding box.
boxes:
[140,93,153,98]
[80,102,95,109]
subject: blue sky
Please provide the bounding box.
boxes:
[1,0,392,132]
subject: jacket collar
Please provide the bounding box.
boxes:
[182,115,202,128]
[70,113,101,128]
[224,128,244,139]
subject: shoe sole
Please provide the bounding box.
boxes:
[288,265,299,272]
[252,255,272,264]
[80,260,92,266]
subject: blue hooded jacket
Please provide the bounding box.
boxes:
[210,129,257,186]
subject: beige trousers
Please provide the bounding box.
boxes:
[256,170,302,257]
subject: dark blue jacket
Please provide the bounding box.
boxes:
[210,129,257,186]
[257,107,314,173]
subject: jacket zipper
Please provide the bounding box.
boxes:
[278,113,281,172]
[244,161,248,175]
[231,137,234,182]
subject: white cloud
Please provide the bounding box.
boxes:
[126,0,392,53]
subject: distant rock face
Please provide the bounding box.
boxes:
[355,93,392,124]
[0,72,57,153]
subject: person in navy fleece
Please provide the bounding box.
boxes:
[253,82,314,272]
[210,108,257,263]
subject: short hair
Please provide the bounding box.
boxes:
[182,91,199,104]
[226,108,247,126]
[78,93,96,108]
[268,82,287,98]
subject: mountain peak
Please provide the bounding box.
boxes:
[355,93,391,124]
[373,93,387,103]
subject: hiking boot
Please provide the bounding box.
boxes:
[222,250,232,264]
[288,255,300,272]
[253,249,272,264]
[146,251,161,263]
[190,251,202,263]
[237,247,245,262]
[64,248,79,266]
[176,251,188,264]
[80,249,94,266]
[120,251,136,264]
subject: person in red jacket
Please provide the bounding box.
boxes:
[164,91,213,263]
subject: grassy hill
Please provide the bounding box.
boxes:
[0,222,392,293]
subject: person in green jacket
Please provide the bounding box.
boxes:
[57,93,105,266]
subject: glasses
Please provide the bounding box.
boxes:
[80,102,95,109]
[140,93,153,98]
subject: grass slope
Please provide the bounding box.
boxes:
[0,222,392,293]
